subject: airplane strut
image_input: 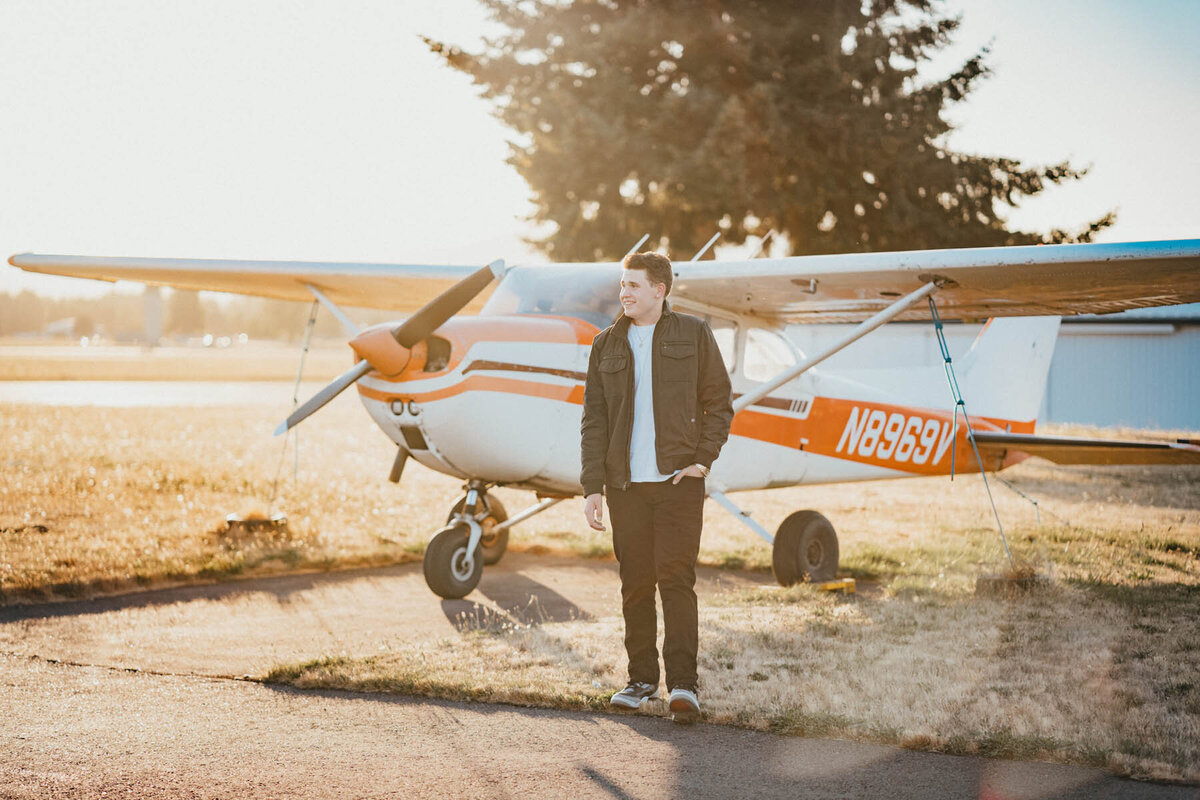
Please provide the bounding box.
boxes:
[732,280,942,413]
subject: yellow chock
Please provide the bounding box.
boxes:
[817,578,856,594]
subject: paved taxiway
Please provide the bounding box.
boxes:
[1,554,1194,799]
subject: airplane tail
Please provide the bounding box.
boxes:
[955,316,1061,424]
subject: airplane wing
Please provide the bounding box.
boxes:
[973,431,1200,466]
[7,253,489,313]
[12,238,1200,320]
[672,239,1200,323]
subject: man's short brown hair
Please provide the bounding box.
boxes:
[622,251,673,295]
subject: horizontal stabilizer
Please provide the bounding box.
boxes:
[973,431,1200,466]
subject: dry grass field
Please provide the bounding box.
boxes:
[2,376,1198,781]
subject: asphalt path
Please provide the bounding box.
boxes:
[1,554,1195,799]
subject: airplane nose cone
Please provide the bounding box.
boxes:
[349,326,412,378]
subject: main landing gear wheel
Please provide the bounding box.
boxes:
[772,510,839,586]
[423,523,483,599]
[446,494,509,565]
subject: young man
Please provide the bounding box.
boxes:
[580,251,733,724]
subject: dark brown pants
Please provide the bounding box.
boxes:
[607,477,704,692]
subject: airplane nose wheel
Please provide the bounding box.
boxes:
[772,510,839,585]
[446,494,509,565]
[449,540,476,583]
[423,523,483,599]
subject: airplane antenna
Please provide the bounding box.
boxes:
[748,229,776,259]
[623,234,650,258]
[690,232,721,261]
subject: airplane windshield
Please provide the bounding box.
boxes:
[481,265,622,328]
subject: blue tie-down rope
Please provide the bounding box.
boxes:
[928,297,1014,568]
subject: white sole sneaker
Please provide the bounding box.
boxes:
[610,683,658,710]
[668,688,700,724]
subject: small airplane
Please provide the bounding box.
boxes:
[10,238,1200,598]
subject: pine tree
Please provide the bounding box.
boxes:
[427,0,1113,260]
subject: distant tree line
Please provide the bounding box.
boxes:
[0,290,397,342]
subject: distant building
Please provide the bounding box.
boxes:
[42,317,77,337]
[1039,304,1200,431]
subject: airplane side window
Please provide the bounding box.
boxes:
[705,316,737,373]
[744,328,796,382]
[423,336,451,372]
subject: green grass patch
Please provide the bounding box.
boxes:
[838,543,903,580]
[768,708,862,738]
[264,649,612,713]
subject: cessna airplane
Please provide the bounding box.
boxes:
[9,238,1200,598]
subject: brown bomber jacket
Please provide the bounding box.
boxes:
[580,303,734,496]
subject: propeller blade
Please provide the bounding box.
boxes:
[392,259,505,347]
[274,360,373,436]
[274,259,506,436]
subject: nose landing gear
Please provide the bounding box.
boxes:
[424,479,491,599]
[422,481,568,599]
[446,494,509,566]
[423,521,484,599]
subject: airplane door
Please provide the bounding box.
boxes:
[720,325,810,490]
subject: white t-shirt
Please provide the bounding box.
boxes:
[627,322,674,483]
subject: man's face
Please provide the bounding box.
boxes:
[619,268,664,323]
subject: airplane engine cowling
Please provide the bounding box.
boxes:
[354,313,598,494]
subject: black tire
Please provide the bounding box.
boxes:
[446,494,509,565]
[423,523,483,599]
[772,510,839,586]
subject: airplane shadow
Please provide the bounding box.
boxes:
[440,572,593,633]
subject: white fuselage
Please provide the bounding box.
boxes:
[355,265,1059,495]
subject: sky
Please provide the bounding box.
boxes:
[1,0,1197,299]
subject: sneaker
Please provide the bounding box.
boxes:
[668,687,701,724]
[610,682,658,709]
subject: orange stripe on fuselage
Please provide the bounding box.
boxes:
[360,373,1034,476]
[732,396,1034,475]
[358,374,579,405]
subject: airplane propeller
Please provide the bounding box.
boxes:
[274,259,506,436]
